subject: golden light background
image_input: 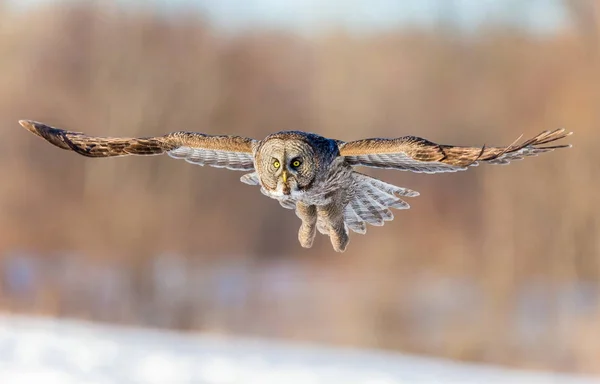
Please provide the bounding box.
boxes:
[0,0,597,374]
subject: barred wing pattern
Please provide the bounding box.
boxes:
[252,169,421,235]
[341,172,419,234]
[19,120,257,171]
[339,129,572,174]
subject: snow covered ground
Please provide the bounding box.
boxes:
[0,314,599,384]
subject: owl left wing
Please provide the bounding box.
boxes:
[19,120,257,171]
[338,129,572,174]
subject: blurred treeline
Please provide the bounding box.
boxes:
[0,0,599,374]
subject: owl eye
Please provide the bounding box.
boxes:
[291,159,302,168]
[273,159,281,169]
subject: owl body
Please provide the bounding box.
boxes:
[249,131,357,251]
[18,120,572,252]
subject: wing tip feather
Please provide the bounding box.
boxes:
[18,119,75,151]
[19,119,49,137]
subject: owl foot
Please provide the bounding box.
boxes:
[296,203,317,248]
[329,231,349,253]
[298,222,317,248]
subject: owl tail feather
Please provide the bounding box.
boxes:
[342,172,419,234]
[242,169,419,236]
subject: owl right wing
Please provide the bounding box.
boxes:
[19,120,257,171]
[338,129,572,174]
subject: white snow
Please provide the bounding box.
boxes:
[0,314,598,384]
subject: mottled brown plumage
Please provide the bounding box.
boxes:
[20,120,256,169]
[19,120,573,252]
[340,129,571,170]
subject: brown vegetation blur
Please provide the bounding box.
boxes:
[0,0,599,375]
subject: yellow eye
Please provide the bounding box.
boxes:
[273,160,280,168]
[292,160,301,168]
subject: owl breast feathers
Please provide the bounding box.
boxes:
[19,120,572,252]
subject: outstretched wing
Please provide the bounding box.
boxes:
[338,129,573,174]
[19,120,257,171]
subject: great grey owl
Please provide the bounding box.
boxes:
[19,120,572,252]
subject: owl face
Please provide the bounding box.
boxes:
[255,137,318,198]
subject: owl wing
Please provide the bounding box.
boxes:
[338,129,572,174]
[19,120,257,171]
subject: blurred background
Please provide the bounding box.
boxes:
[0,0,598,378]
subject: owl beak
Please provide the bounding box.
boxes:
[281,170,291,195]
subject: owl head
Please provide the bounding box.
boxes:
[254,131,334,198]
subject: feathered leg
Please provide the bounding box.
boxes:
[296,202,317,248]
[318,203,349,253]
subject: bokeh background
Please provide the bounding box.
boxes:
[0,0,598,376]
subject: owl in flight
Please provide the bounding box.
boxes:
[19,120,572,252]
